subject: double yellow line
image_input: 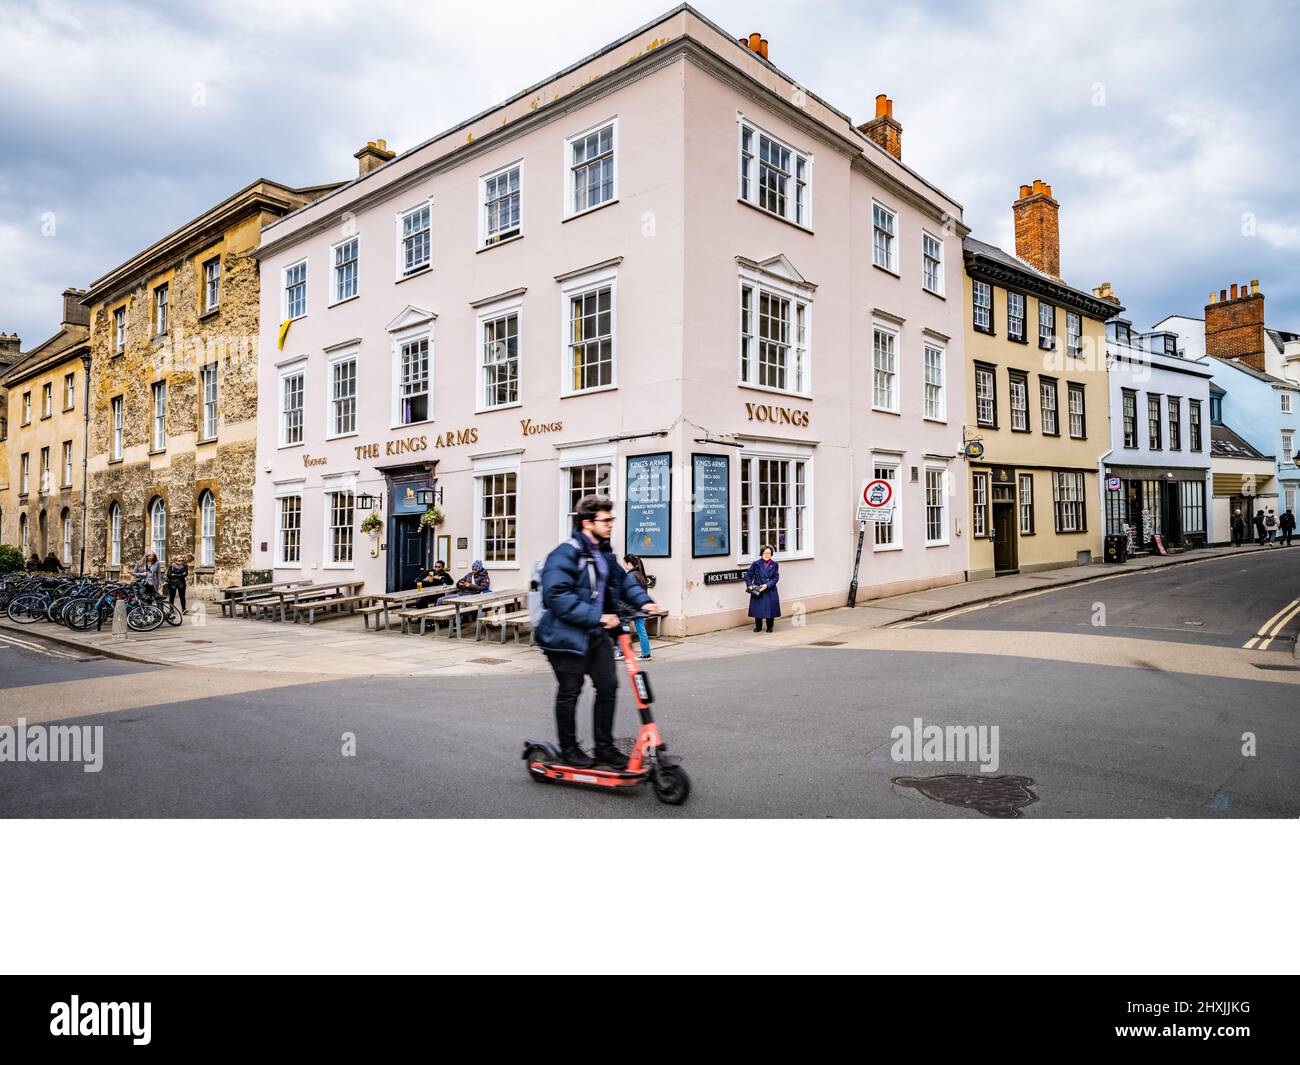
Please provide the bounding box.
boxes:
[1244,596,1300,650]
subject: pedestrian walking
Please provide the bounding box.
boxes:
[535,495,665,769]
[165,555,189,613]
[1253,510,1268,546]
[1231,509,1246,547]
[133,552,162,594]
[744,545,781,633]
[617,554,654,660]
[1264,509,1279,545]
[1280,509,1296,547]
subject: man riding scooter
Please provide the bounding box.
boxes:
[535,495,667,770]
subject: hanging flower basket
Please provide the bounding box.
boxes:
[360,512,383,536]
[419,505,445,531]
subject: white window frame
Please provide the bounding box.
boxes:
[41,382,52,418]
[1009,372,1029,431]
[19,452,29,495]
[921,229,944,295]
[199,491,217,568]
[871,457,902,551]
[396,199,433,279]
[738,264,813,398]
[111,395,124,460]
[326,349,358,439]
[279,365,305,447]
[923,341,946,421]
[149,496,168,562]
[736,114,812,229]
[200,363,218,441]
[973,280,992,332]
[321,473,357,570]
[1281,392,1293,414]
[557,442,617,544]
[203,257,221,312]
[971,471,988,539]
[872,322,900,413]
[476,295,523,412]
[560,263,618,397]
[1018,473,1034,535]
[273,479,306,569]
[872,200,898,273]
[114,306,126,353]
[62,440,73,487]
[473,452,522,570]
[39,446,50,493]
[737,440,814,562]
[282,258,308,321]
[924,465,950,547]
[64,371,75,410]
[479,160,523,247]
[1282,430,1295,465]
[151,380,167,452]
[392,330,433,428]
[564,117,618,220]
[331,235,359,305]
[154,282,168,335]
[109,502,121,567]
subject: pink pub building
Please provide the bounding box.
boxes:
[252,5,969,635]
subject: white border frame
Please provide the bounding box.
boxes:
[394,198,434,281]
[870,454,903,552]
[475,294,525,414]
[281,257,309,323]
[321,471,358,571]
[737,264,814,399]
[556,442,618,544]
[277,361,306,449]
[478,159,525,249]
[736,111,814,230]
[563,116,619,221]
[558,262,619,398]
[325,345,360,441]
[871,198,900,275]
[390,322,435,431]
[921,227,944,296]
[736,438,815,563]
[871,318,901,414]
[923,462,951,547]
[329,233,360,306]
[472,452,523,571]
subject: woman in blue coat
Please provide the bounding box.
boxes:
[745,545,781,632]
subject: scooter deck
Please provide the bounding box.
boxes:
[527,759,648,788]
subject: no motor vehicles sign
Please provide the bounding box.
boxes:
[857,478,894,522]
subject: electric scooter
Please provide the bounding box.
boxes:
[522,611,691,805]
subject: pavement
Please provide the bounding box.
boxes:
[2,544,1298,818]
[0,543,1290,677]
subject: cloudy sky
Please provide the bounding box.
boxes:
[2,0,1297,347]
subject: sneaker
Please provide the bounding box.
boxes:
[593,746,630,771]
[558,745,595,769]
[614,650,624,659]
[636,652,651,660]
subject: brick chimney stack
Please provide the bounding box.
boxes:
[62,287,90,328]
[1092,281,1122,305]
[0,332,20,368]
[858,95,902,161]
[354,139,396,177]
[1205,278,1265,371]
[1013,179,1060,278]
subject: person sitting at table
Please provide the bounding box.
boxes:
[455,560,491,595]
[419,559,456,593]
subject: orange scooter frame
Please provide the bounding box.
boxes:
[522,616,691,805]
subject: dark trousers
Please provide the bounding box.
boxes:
[166,583,187,611]
[1284,529,1295,546]
[547,633,618,751]
[753,617,774,631]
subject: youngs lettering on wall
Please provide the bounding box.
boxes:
[744,402,810,428]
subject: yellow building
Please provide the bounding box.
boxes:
[962,182,1121,579]
[81,179,337,586]
[0,290,91,567]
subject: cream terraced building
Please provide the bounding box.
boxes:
[251,5,972,634]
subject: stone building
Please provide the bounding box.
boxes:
[81,179,338,588]
[0,290,91,565]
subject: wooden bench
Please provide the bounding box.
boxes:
[242,595,285,621]
[358,604,389,631]
[397,605,458,636]
[475,608,532,644]
[296,593,368,625]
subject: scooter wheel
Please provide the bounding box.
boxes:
[651,765,691,806]
[523,745,555,783]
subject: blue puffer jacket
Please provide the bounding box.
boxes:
[536,533,652,656]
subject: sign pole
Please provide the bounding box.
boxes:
[848,521,867,608]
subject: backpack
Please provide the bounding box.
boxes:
[529,538,599,627]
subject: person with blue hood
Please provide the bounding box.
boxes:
[454,560,491,594]
[535,494,666,770]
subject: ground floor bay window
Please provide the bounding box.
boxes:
[740,450,810,559]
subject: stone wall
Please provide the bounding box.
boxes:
[86,220,262,590]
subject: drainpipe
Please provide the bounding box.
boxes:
[78,352,91,576]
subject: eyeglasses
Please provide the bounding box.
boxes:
[590,516,616,526]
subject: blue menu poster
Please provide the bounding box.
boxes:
[626,452,672,557]
[691,453,730,557]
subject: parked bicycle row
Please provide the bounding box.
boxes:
[1,571,183,632]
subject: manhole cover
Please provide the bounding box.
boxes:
[1254,663,1300,672]
[809,640,844,647]
[185,639,212,644]
[893,773,1039,818]
[468,657,509,666]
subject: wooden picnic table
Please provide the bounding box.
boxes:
[438,588,526,638]
[216,579,313,618]
[363,586,449,633]
[244,580,364,623]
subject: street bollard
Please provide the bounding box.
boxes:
[111,600,128,641]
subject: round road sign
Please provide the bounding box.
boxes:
[862,479,893,508]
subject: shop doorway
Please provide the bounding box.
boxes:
[390,516,425,592]
[992,502,1018,573]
